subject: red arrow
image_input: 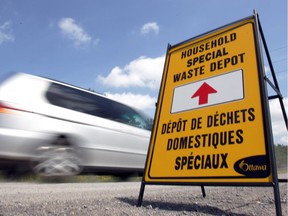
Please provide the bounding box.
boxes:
[191,82,217,105]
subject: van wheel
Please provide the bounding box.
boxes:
[33,145,81,177]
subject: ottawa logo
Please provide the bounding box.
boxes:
[239,160,267,172]
[234,155,270,178]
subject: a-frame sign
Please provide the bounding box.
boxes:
[138,11,285,216]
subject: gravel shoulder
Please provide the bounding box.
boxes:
[0,181,286,216]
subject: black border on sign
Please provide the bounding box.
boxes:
[147,16,272,181]
[138,12,283,216]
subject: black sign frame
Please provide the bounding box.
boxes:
[137,11,285,216]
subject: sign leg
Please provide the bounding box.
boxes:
[201,185,206,197]
[137,182,146,207]
[273,182,282,216]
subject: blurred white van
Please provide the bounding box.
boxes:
[0,73,152,177]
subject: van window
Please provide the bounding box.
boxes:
[46,83,152,131]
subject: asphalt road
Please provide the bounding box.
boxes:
[0,181,286,215]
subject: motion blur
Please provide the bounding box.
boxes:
[0,73,152,178]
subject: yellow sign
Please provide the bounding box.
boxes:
[144,16,272,183]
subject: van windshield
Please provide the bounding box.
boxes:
[46,83,153,131]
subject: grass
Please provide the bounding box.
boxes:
[0,145,286,183]
[0,172,142,183]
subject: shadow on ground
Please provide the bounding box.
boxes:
[118,197,250,216]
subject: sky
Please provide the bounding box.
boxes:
[0,0,287,145]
